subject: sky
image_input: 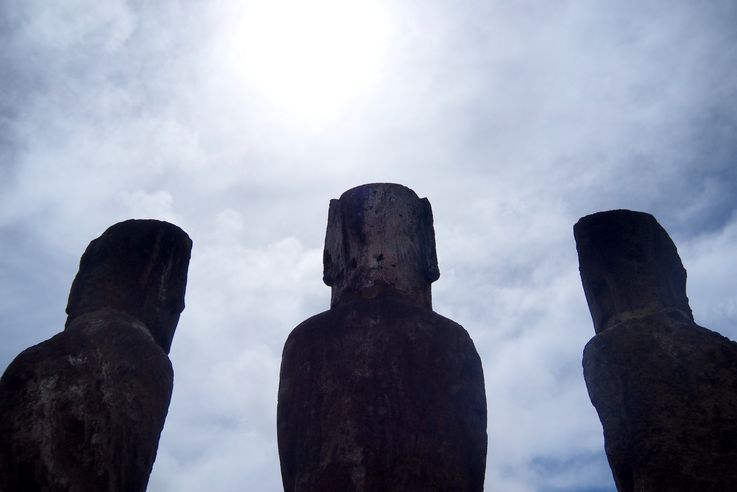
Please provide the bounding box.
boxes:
[1,0,737,491]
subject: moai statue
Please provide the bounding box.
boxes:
[0,219,192,492]
[278,183,487,492]
[575,210,737,491]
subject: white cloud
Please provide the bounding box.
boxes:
[2,1,736,491]
[680,213,737,339]
[17,0,135,53]
[118,190,180,223]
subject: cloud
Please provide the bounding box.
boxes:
[1,1,736,491]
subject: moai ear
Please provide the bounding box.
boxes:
[420,198,440,283]
[323,199,344,286]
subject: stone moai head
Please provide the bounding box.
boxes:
[323,183,440,309]
[65,219,193,353]
[574,209,693,333]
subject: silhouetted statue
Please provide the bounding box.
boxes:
[278,183,487,492]
[575,210,737,491]
[0,219,192,492]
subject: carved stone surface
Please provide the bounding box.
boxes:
[575,210,737,491]
[0,219,192,492]
[575,209,693,334]
[66,219,192,354]
[323,184,439,309]
[278,183,487,492]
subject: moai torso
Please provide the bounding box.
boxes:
[0,220,191,492]
[278,184,487,492]
[575,210,737,491]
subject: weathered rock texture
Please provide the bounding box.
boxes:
[575,210,737,492]
[278,183,487,492]
[0,219,192,492]
[323,184,439,309]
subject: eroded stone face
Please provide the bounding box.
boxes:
[323,183,439,309]
[0,219,191,492]
[279,183,487,492]
[575,210,737,491]
[574,209,692,334]
[65,219,192,354]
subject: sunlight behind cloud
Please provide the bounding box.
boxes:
[5,1,737,491]
[231,0,392,125]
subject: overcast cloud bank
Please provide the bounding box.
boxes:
[2,1,736,491]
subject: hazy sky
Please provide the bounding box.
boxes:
[2,1,737,491]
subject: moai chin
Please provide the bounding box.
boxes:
[575,210,737,491]
[278,183,487,492]
[0,219,192,492]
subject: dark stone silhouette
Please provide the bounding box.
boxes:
[278,184,487,492]
[575,210,737,491]
[0,219,192,492]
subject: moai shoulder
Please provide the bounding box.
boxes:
[575,210,737,491]
[0,219,192,492]
[278,183,487,492]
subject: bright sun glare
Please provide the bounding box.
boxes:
[233,0,392,124]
